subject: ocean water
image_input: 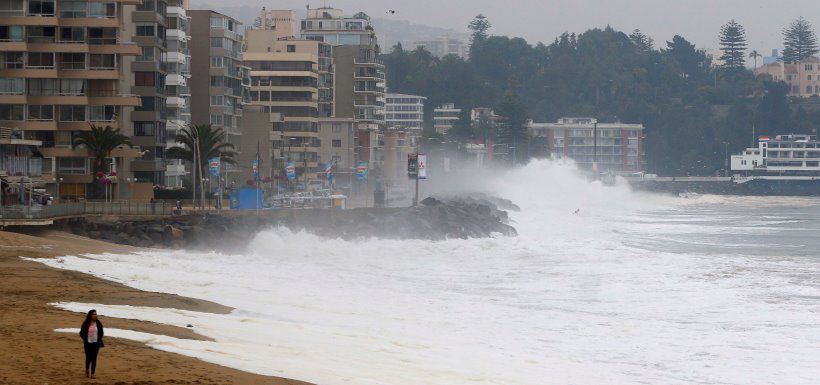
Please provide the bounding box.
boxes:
[41,160,820,385]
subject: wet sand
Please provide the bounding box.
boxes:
[0,229,311,385]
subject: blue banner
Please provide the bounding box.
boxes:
[286,162,296,181]
[324,160,335,186]
[252,159,259,181]
[356,161,369,182]
[209,157,220,177]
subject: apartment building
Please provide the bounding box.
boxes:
[124,0,170,185]
[0,0,142,199]
[433,103,461,134]
[528,117,645,173]
[755,57,820,97]
[189,10,249,184]
[301,7,385,178]
[385,93,425,130]
[163,0,190,187]
[252,7,297,38]
[243,28,327,187]
[413,36,468,59]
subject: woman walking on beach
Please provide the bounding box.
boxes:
[79,309,104,378]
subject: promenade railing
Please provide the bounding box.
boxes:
[0,201,175,220]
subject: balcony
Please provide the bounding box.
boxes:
[167,6,188,19]
[165,29,189,41]
[166,96,186,108]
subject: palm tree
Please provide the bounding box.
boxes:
[749,50,762,70]
[166,124,237,182]
[73,124,132,198]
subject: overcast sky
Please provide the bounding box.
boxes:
[195,0,820,54]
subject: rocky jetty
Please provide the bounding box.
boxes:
[65,196,517,251]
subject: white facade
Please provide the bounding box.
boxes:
[732,134,820,173]
[433,103,461,134]
[300,7,375,46]
[413,37,469,59]
[165,1,192,187]
[385,93,426,130]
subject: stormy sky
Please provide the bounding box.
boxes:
[193,0,819,54]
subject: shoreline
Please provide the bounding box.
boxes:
[0,229,311,385]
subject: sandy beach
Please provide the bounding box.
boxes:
[0,229,311,385]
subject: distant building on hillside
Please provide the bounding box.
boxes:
[413,37,468,59]
[755,57,820,97]
[762,49,779,65]
[528,118,645,173]
[433,103,461,134]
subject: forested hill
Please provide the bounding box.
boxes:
[383,24,820,176]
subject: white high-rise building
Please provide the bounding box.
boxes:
[385,94,426,131]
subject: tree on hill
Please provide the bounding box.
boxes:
[748,50,762,70]
[782,17,819,63]
[664,35,710,79]
[468,14,491,44]
[630,29,654,52]
[495,92,529,164]
[718,19,747,72]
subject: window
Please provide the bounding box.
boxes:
[27,79,56,95]
[0,0,25,16]
[332,139,342,148]
[28,0,55,16]
[136,24,155,37]
[60,53,85,70]
[209,113,223,125]
[210,37,222,48]
[210,95,224,106]
[0,25,23,42]
[210,16,224,28]
[0,78,24,94]
[88,2,116,18]
[136,96,156,111]
[137,47,155,61]
[89,54,115,69]
[808,86,813,94]
[1,52,23,69]
[27,105,53,121]
[0,104,24,120]
[810,75,813,81]
[59,1,85,18]
[89,105,115,121]
[210,56,223,67]
[26,26,55,43]
[58,79,85,95]
[134,71,156,86]
[210,76,224,87]
[57,157,87,174]
[287,44,296,52]
[134,122,155,136]
[27,52,54,68]
[806,64,814,71]
[59,105,86,121]
[136,0,155,11]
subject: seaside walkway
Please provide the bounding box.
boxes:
[0,202,180,226]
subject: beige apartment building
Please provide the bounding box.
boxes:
[189,10,248,185]
[243,28,330,187]
[0,0,143,199]
[755,57,820,97]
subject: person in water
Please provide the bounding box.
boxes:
[79,309,104,378]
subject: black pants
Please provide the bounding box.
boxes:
[83,342,100,374]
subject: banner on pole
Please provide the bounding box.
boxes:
[418,154,428,180]
[252,159,259,181]
[407,154,418,177]
[209,157,221,177]
[286,162,296,181]
[356,161,369,181]
[324,159,335,185]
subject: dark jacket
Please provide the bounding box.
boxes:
[79,320,105,346]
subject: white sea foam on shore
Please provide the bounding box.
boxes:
[42,160,820,385]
